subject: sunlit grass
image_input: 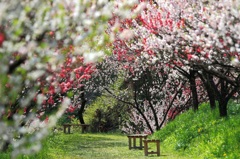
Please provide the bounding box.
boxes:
[2,102,240,159]
[46,133,161,159]
[154,101,240,159]
[1,130,189,159]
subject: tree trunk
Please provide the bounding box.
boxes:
[206,74,216,109]
[189,70,199,111]
[78,86,86,124]
[218,79,228,117]
[78,110,85,124]
[148,100,159,131]
[208,91,216,110]
[135,106,154,134]
[219,99,228,117]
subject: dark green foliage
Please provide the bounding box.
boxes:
[84,96,122,132]
[57,114,72,125]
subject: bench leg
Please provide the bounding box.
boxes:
[139,137,143,150]
[156,141,160,156]
[128,137,132,150]
[68,126,70,134]
[133,137,136,148]
[144,141,148,156]
[82,126,87,133]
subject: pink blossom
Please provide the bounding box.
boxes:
[48,96,54,105]
[187,54,193,60]
[0,32,5,47]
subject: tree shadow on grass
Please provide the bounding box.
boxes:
[49,133,166,159]
[57,133,127,149]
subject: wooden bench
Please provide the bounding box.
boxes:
[63,124,90,134]
[143,139,160,156]
[127,134,148,150]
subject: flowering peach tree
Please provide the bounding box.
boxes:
[0,0,139,158]
[94,47,192,133]
[114,0,240,117]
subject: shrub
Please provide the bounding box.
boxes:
[84,96,121,132]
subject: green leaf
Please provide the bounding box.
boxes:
[14,28,23,36]
[24,6,31,13]
[67,91,74,98]
[40,42,48,48]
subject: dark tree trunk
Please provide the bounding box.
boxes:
[78,110,85,124]
[133,81,154,133]
[202,73,216,109]
[158,81,187,129]
[135,106,154,134]
[208,90,216,110]
[218,79,228,117]
[219,99,228,117]
[189,70,199,111]
[208,77,231,117]
[207,75,216,109]
[147,99,159,131]
[78,86,86,124]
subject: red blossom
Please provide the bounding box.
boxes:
[33,95,37,102]
[60,83,69,93]
[0,32,5,47]
[187,54,193,60]
[44,116,49,123]
[74,66,84,73]
[80,74,91,80]
[48,85,55,94]
[75,73,81,78]
[49,31,54,36]
[219,38,224,44]
[205,53,209,58]
[196,47,201,53]
[67,106,76,113]
[47,96,54,105]
[24,108,27,113]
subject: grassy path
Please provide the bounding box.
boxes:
[46,132,188,159]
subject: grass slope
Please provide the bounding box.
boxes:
[153,101,240,159]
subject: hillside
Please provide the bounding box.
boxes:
[153,101,240,159]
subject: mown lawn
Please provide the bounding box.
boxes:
[0,130,192,159]
[4,102,239,159]
[44,132,189,159]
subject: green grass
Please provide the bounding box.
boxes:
[153,101,240,159]
[2,101,240,159]
[1,132,188,159]
[44,132,196,159]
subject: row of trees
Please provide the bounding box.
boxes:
[0,0,140,158]
[86,0,240,133]
[1,0,240,158]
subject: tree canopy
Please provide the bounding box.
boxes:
[1,0,240,158]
